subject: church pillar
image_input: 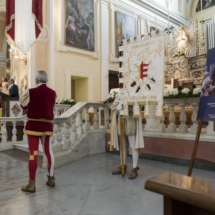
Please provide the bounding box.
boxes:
[27,44,36,88]
[48,0,55,90]
[101,0,109,101]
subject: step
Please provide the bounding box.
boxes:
[13,143,44,155]
[0,149,43,167]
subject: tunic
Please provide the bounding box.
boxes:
[20,84,56,136]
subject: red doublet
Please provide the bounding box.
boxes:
[24,85,56,136]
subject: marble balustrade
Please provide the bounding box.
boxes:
[106,98,215,136]
[0,102,108,145]
[1,99,215,146]
[54,104,71,117]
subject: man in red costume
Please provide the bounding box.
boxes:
[20,70,56,192]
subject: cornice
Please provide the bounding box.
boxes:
[110,0,188,27]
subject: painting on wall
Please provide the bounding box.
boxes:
[65,0,94,51]
[115,11,136,57]
[196,0,215,12]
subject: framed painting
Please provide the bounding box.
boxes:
[65,0,95,51]
[196,0,215,12]
[9,101,23,117]
[115,11,136,57]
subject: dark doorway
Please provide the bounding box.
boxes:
[109,70,119,92]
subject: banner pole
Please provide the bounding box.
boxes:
[120,116,125,178]
[187,121,203,176]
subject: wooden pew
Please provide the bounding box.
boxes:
[145,172,215,215]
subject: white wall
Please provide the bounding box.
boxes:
[0,0,190,103]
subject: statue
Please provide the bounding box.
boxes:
[172,22,197,58]
[176,27,188,54]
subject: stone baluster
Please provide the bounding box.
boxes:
[163,104,170,132]
[206,121,214,134]
[51,123,58,145]
[63,121,71,150]
[190,103,198,134]
[12,121,17,142]
[160,106,166,132]
[166,104,176,133]
[84,107,91,132]
[23,118,27,141]
[93,108,99,130]
[76,111,83,137]
[55,123,63,151]
[70,116,77,142]
[1,121,7,142]
[105,106,110,129]
[54,108,58,117]
[109,108,112,129]
[64,108,68,113]
[178,103,188,133]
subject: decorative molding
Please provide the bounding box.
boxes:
[38,24,50,43]
[101,0,109,5]
[0,3,6,13]
[64,68,94,102]
[58,41,99,58]
[58,0,100,59]
[0,58,9,64]
[132,0,188,25]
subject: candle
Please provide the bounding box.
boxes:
[201,0,203,22]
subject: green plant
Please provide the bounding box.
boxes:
[104,91,118,104]
[173,51,185,58]
[56,98,75,105]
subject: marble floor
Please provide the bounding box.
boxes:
[1,153,215,215]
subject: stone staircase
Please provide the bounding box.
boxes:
[0,148,43,167]
[0,102,108,168]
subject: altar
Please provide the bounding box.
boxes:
[165,55,207,90]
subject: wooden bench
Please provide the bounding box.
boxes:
[145,172,215,215]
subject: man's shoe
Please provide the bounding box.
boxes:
[128,167,139,179]
[21,180,36,193]
[46,175,55,187]
[112,165,127,175]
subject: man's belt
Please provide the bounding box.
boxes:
[28,118,53,123]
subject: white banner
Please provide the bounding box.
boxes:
[121,35,165,119]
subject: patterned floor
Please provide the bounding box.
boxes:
[0,152,215,215]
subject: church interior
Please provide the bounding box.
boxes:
[1,0,215,214]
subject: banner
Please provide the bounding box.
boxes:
[5,0,43,54]
[119,34,165,119]
[197,48,215,121]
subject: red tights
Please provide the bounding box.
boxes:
[28,135,54,180]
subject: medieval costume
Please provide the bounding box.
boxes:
[20,83,56,192]
[110,92,144,179]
